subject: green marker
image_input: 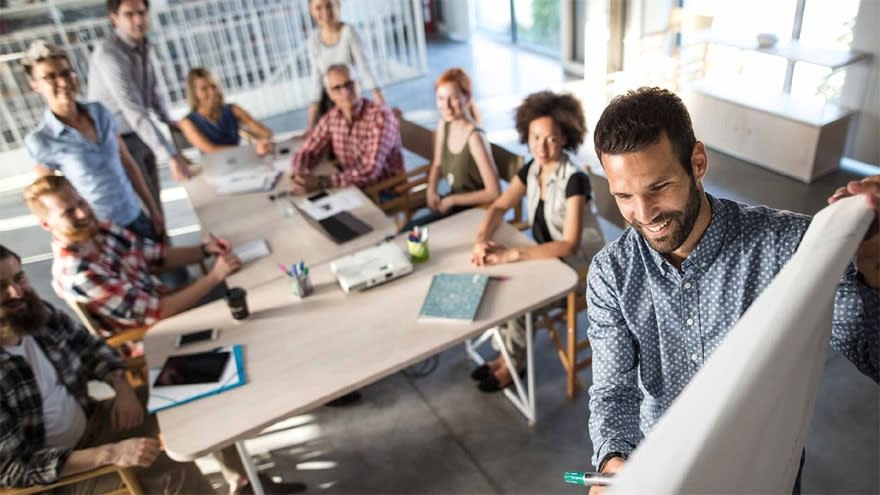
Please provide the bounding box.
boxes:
[564,471,614,487]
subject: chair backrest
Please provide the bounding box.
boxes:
[63,296,104,338]
[588,170,629,230]
[398,117,434,161]
[490,142,524,182]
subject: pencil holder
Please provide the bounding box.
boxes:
[407,239,430,263]
[287,272,313,298]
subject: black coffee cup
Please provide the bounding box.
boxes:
[225,287,250,320]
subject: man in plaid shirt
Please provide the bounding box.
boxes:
[291,63,404,193]
[0,244,213,493]
[23,175,241,334]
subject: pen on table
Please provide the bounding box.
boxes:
[291,263,299,276]
[277,263,290,275]
[563,471,614,487]
[298,260,305,274]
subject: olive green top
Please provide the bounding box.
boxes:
[440,121,485,194]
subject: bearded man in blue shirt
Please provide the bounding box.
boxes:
[585,87,879,494]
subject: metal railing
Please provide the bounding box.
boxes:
[0,0,427,153]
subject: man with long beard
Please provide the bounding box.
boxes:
[585,87,879,493]
[0,244,214,493]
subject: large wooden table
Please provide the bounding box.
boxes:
[145,209,577,465]
[184,146,397,289]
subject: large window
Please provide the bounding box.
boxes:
[474,0,561,56]
[684,0,861,103]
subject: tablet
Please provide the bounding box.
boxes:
[153,350,231,388]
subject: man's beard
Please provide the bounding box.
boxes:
[0,288,49,340]
[63,216,99,244]
[632,179,702,254]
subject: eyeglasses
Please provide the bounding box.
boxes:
[36,68,77,84]
[329,80,356,92]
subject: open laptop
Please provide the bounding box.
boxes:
[330,242,413,293]
[290,199,373,244]
[202,145,265,178]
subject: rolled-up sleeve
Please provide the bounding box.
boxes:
[586,253,644,467]
[831,264,880,383]
[91,46,176,159]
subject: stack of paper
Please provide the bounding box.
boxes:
[233,239,271,264]
[147,345,246,413]
[211,170,281,195]
[418,273,491,322]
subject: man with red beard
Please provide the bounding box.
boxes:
[22,174,240,334]
[585,87,879,494]
[0,244,214,493]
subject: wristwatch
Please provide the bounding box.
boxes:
[598,451,627,473]
[317,176,330,191]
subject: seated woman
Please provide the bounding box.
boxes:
[470,91,605,393]
[411,68,500,227]
[179,67,274,155]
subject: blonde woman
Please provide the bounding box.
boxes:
[178,67,274,155]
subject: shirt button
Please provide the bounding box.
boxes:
[686,318,694,326]
[691,353,699,362]
[701,262,707,268]
[684,282,692,289]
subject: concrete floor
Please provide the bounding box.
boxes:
[1,34,877,494]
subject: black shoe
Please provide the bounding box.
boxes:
[477,368,526,393]
[240,473,306,494]
[470,364,491,381]
[325,390,362,407]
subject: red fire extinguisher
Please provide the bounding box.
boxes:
[423,0,435,33]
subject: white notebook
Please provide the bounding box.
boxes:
[233,239,271,264]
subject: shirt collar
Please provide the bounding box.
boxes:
[42,103,91,138]
[527,152,573,180]
[645,193,726,273]
[115,29,148,52]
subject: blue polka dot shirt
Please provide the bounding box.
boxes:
[586,194,879,466]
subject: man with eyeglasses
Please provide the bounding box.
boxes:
[290,63,404,194]
[23,40,166,244]
[88,0,192,204]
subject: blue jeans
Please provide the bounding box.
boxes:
[125,212,190,289]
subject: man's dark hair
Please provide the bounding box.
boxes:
[514,91,586,152]
[107,0,149,14]
[594,87,696,175]
[0,245,21,263]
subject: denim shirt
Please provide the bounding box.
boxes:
[24,101,142,226]
[586,194,879,466]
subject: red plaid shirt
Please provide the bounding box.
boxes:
[51,221,165,332]
[291,98,404,188]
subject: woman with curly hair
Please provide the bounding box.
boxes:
[469,90,605,392]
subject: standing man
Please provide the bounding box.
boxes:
[88,0,191,211]
[585,87,879,493]
[291,63,403,194]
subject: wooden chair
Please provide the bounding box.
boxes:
[488,142,528,230]
[64,298,150,385]
[0,465,144,495]
[363,117,433,229]
[533,267,591,399]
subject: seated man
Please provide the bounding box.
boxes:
[0,244,214,494]
[585,87,879,493]
[23,175,240,333]
[291,63,404,194]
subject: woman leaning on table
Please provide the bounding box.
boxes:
[408,68,500,228]
[178,67,274,156]
[469,90,605,392]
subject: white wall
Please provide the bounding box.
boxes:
[435,0,471,41]
[841,0,879,166]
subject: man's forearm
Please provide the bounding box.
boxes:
[162,246,204,270]
[59,446,114,478]
[158,272,222,319]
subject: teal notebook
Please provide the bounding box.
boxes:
[146,345,246,414]
[419,273,491,322]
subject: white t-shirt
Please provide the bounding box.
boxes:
[4,336,87,449]
[307,23,380,102]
